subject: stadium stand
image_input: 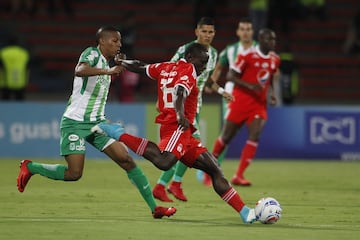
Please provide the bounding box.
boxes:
[0,0,358,103]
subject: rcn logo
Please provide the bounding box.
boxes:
[310,116,356,144]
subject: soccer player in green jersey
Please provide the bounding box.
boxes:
[204,18,257,186]
[16,26,176,219]
[152,17,220,202]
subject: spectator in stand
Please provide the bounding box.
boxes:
[248,0,269,40]
[298,0,327,21]
[0,35,30,101]
[343,8,360,56]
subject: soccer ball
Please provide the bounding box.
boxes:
[255,197,282,224]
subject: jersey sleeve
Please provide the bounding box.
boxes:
[231,53,247,74]
[78,47,100,67]
[174,65,195,96]
[146,63,162,80]
[218,46,230,66]
[170,45,186,62]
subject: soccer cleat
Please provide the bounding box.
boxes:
[168,181,188,201]
[202,173,212,187]
[152,206,177,219]
[240,206,256,224]
[91,122,125,140]
[17,160,33,193]
[153,184,173,202]
[231,176,252,186]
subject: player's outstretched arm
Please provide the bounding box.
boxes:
[118,60,147,75]
[205,76,234,102]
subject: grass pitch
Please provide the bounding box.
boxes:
[0,158,359,240]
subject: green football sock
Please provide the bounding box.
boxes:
[173,161,188,182]
[217,148,227,166]
[157,165,176,186]
[27,162,67,180]
[127,166,156,212]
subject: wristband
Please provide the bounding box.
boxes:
[217,87,225,95]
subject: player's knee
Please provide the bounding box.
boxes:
[67,170,83,181]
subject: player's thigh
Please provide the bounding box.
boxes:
[103,141,136,170]
[65,154,85,175]
[222,120,242,143]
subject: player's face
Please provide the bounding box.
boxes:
[101,31,122,59]
[195,24,215,46]
[261,31,276,52]
[236,22,253,44]
[192,52,209,76]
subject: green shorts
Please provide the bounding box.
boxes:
[60,117,114,156]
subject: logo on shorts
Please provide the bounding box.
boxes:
[177,143,183,154]
[68,134,79,141]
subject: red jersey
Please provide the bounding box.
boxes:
[146,59,198,128]
[230,46,280,108]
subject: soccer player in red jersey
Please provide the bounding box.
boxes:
[92,43,256,223]
[211,28,280,186]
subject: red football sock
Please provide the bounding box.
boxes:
[119,133,148,155]
[212,137,226,158]
[236,140,258,178]
[221,187,245,212]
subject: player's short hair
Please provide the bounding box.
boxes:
[239,17,252,24]
[197,17,215,28]
[96,26,119,44]
[185,42,208,58]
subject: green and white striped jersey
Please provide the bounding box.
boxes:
[219,40,257,68]
[171,40,218,114]
[63,47,111,122]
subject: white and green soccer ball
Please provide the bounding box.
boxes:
[255,197,282,224]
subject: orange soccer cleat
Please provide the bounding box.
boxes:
[153,184,173,202]
[168,181,188,201]
[152,206,177,219]
[17,160,33,192]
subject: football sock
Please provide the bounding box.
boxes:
[216,148,227,166]
[236,140,258,178]
[221,187,245,212]
[27,162,67,180]
[127,166,156,212]
[119,133,148,155]
[157,166,176,186]
[172,161,188,182]
[212,137,226,159]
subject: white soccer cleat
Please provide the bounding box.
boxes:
[240,206,257,224]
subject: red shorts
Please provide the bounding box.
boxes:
[158,124,207,167]
[226,103,267,125]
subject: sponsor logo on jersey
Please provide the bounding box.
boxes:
[257,69,270,85]
[68,134,79,141]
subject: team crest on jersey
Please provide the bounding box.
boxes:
[257,69,270,85]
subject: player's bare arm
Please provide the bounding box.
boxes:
[119,59,147,75]
[226,69,262,92]
[205,77,234,102]
[269,69,280,106]
[75,62,124,77]
[174,85,189,131]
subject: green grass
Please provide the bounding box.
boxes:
[1,158,359,240]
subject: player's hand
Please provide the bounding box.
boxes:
[114,52,126,65]
[176,113,189,131]
[108,65,125,75]
[270,95,277,106]
[222,91,234,102]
